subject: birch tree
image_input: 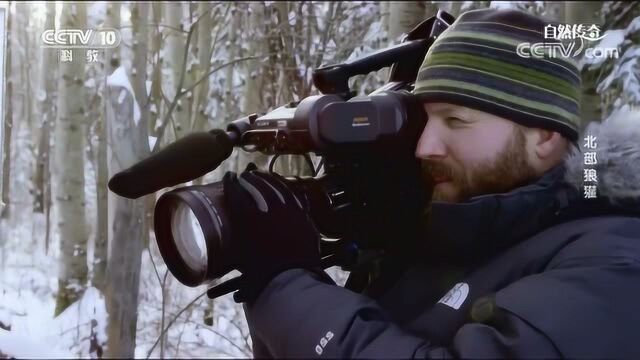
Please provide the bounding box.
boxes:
[17,3,33,146]
[598,1,640,118]
[189,3,216,188]
[1,3,13,220]
[52,2,89,317]
[104,2,150,356]
[235,1,270,174]
[223,6,241,125]
[94,2,121,293]
[33,2,55,214]
[149,2,163,139]
[191,2,214,134]
[104,75,146,358]
[0,7,4,220]
[166,3,189,141]
[542,1,566,22]
[32,2,55,256]
[388,2,437,41]
[565,1,605,126]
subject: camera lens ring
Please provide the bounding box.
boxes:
[154,187,230,287]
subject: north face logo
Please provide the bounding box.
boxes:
[437,282,469,310]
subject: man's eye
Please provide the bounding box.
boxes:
[445,117,468,126]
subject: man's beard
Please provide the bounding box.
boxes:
[422,128,538,202]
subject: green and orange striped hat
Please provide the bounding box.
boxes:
[413,8,581,141]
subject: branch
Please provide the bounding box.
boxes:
[146,249,163,287]
[184,55,260,97]
[116,2,224,35]
[154,2,223,142]
[152,85,179,150]
[611,2,639,29]
[152,55,260,152]
[160,269,169,358]
[209,3,233,65]
[189,3,220,31]
[139,295,252,357]
[57,320,94,337]
[196,323,252,356]
[146,248,169,357]
[226,316,253,353]
[173,303,196,356]
[314,1,342,70]
[151,22,197,152]
[117,24,189,34]
[145,288,209,359]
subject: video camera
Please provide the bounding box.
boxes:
[107,11,455,299]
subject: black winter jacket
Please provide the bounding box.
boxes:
[244,114,640,358]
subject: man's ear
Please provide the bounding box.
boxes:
[522,127,568,169]
[533,129,565,160]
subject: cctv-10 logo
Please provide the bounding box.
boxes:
[41,28,121,49]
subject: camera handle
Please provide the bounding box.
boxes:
[205,254,348,300]
[312,10,454,98]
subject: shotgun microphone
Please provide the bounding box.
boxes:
[108,129,234,199]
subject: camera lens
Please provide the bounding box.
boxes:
[170,202,208,276]
[154,182,234,287]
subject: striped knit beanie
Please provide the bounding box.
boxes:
[413,8,581,141]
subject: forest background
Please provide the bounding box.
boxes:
[0,1,638,358]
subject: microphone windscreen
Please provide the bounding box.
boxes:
[108,129,233,199]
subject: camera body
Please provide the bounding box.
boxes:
[153,90,430,289]
[108,11,455,297]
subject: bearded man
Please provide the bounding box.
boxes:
[222,8,640,358]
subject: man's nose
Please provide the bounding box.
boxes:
[415,121,447,159]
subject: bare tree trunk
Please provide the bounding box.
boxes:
[272,1,307,176]
[32,2,55,258]
[1,3,12,220]
[274,1,298,106]
[144,3,164,247]
[104,79,148,358]
[104,3,150,357]
[94,1,121,294]
[224,6,241,125]
[191,2,214,186]
[17,3,32,146]
[182,9,198,140]
[0,6,6,219]
[236,1,270,174]
[388,2,435,41]
[131,3,151,251]
[191,2,213,134]
[149,2,162,138]
[544,1,566,22]
[94,111,108,287]
[565,1,604,126]
[380,1,390,36]
[33,2,55,215]
[53,2,89,317]
[105,3,121,72]
[166,3,188,141]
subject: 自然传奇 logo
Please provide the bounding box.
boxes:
[517,23,619,60]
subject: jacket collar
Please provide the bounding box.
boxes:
[422,164,574,265]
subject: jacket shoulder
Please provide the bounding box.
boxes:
[494,216,640,358]
[545,215,640,269]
